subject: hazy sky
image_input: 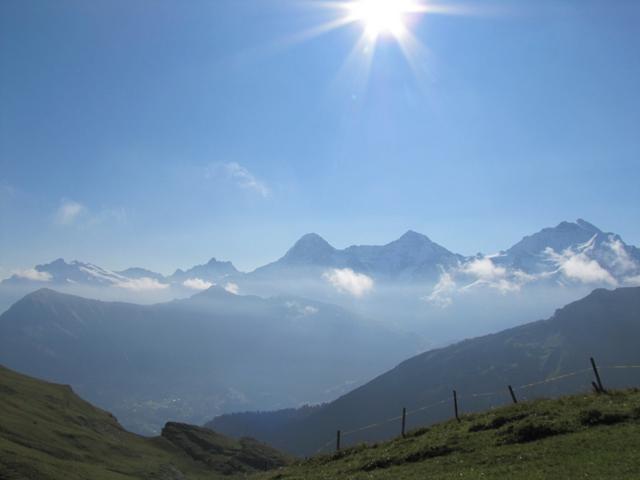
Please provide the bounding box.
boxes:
[1,0,639,274]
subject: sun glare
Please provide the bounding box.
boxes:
[347,0,419,40]
[276,0,471,89]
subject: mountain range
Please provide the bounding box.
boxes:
[208,286,640,456]
[0,287,415,435]
[2,220,638,308]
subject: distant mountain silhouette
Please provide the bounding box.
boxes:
[251,230,463,282]
[169,257,239,284]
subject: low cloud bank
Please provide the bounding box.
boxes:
[425,235,639,308]
[54,200,87,225]
[14,269,52,282]
[183,278,214,290]
[323,268,374,297]
[545,246,616,286]
[224,282,240,295]
[116,277,169,292]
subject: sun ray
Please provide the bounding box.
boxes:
[253,0,477,92]
[330,30,377,99]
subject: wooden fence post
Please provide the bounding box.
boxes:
[453,390,460,421]
[508,385,518,404]
[336,430,341,452]
[401,407,406,437]
[590,357,605,393]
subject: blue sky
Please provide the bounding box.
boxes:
[1,0,639,274]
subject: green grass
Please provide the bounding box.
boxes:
[255,389,640,479]
[4,362,640,480]
[0,365,289,480]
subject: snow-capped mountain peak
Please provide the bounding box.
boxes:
[280,233,337,265]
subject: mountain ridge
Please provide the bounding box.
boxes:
[0,286,415,436]
[3,219,638,291]
[208,286,640,456]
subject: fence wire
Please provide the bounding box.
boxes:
[313,363,640,454]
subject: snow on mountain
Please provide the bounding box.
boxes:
[426,220,640,307]
[4,258,125,286]
[3,220,638,308]
[494,219,640,283]
[169,258,239,286]
[2,259,169,292]
[116,267,165,281]
[343,230,464,280]
[253,230,463,282]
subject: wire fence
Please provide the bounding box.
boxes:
[314,359,640,454]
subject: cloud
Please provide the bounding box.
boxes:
[545,246,617,286]
[323,268,374,297]
[183,278,214,290]
[460,257,528,293]
[224,282,240,295]
[53,199,128,227]
[604,237,637,275]
[54,200,87,225]
[625,275,640,286]
[424,270,456,308]
[285,301,319,317]
[14,269,52,282]
[207,162,270,197]
[116,277,169,291]
[424,258,536,307]
[462,257,507,280]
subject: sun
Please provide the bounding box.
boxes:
[347,0,419,40]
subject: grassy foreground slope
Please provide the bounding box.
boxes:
[0,365,290,480]
[256,389,640,480]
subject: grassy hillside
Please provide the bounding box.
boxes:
[0,365,290,480]
[256,389,640,479]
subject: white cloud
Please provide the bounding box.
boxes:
[323,268,374,297]
[424,258,536,307]
[545,247,617,286]
[605,237,637,274]
[424,270,456,308]
[224,282,240,295]
[183,278,214,290]
[303,305,319,315]
[462,257,507,280]
[54,199,87,225]
[14,269,52,282]
[116,277,169,291]
[625,275,640,286]
[207,162,270,197]
[285,301,319,316]
[460,257,527,293]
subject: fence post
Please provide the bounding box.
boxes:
[401,407,406,437]
[336,430,341,452]
[453,390,460,421]
[590,357,605,393]
[508,385,518,404]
